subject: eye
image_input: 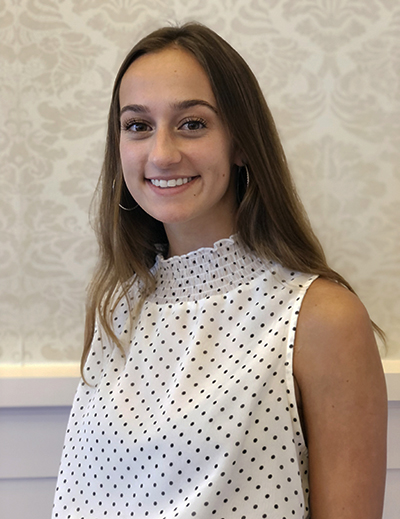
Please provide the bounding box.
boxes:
[121,119,152,132]
[179,118,207,131]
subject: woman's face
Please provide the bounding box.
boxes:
[118,46,241,246]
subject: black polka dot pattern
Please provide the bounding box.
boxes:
[52,237,316,519]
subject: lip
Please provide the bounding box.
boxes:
[146,176,199,192]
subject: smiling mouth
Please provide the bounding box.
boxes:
[150,177,195,188]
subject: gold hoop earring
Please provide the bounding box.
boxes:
[112,179,138,211]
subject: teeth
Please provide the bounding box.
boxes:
[150,177,193,188]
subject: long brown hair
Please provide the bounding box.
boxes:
[82,22,383,374]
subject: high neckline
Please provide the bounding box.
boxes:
[149,236,273,304]
[160,235,237,263]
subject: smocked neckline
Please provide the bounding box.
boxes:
[148,236,272,304]
[157,235,237,265]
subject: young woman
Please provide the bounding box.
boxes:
[52,23,387,519]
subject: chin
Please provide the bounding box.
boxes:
[149,209,197,225]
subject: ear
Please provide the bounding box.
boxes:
[232,148,247,167]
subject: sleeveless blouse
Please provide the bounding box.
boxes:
[52,237,317,519]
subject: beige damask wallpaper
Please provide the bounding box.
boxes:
[0,0,399,364]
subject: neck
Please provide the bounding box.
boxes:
[164,222,236,258]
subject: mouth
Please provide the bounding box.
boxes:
[149,177,196,189]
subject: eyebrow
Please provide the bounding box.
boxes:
[119,99,218,117]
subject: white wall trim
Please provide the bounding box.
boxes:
[0,360,399,408]
[0,364,80,408]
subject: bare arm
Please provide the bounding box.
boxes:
[294,279,387,519]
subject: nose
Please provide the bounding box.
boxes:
[148,127,181,169]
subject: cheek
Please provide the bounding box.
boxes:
[120,140,132,162]
[120,140,149,166]
[119,142,128,171]
[119,143,140,179]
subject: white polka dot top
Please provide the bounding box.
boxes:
[53,236,317,519]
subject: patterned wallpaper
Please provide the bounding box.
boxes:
[0,0,399,364]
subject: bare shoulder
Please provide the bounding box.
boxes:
[294,278,378,366]
[293,277,386,416]
[297,278,372,345]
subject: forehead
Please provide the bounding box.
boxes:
[119,47,216,106]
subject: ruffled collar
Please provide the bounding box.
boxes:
[148,235,272,304]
